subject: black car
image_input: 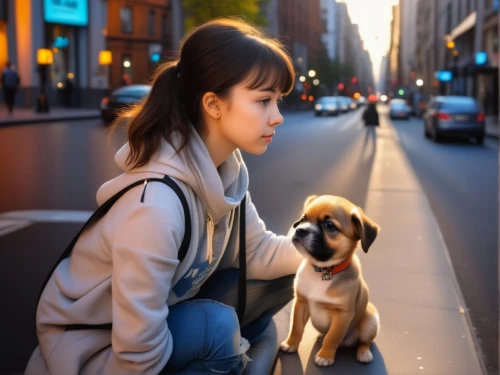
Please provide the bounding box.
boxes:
[423,96,485,144]
[100,84,152,124]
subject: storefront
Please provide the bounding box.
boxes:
[43,0,88,106]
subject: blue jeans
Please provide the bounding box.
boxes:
[161,268,294,374]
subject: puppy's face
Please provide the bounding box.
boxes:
[291,195,380,267]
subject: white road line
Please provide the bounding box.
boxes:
[0,210,93,237]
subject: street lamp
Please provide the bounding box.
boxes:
[299,76,306,82]
[36,48,53,113]
[308,70,316,78]
[416,79,424,87]
[313,79,320,86]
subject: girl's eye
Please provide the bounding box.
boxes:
[259,98,271,106]
[324,221,337,231]
[277,97,284,105]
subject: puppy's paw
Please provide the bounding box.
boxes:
[314,355,335,367]
[356,346,373,363]
[279,340,299,353]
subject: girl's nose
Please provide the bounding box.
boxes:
[269,109,284,127]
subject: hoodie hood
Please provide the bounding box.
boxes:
[97,128,248,223]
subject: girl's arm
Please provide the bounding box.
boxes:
[105,201,185,374]
[244,192,303,280]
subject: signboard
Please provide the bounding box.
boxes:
[435,71,453,82]
[43,0,88,27]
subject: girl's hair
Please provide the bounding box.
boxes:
[112,17,295,168]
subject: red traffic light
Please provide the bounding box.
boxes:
[351,77,358,84]
[337,83,345,90]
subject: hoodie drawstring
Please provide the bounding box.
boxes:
[206,213,214,264]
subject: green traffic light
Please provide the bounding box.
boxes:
[398,89,404,95]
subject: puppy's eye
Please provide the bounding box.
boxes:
[324,221,337,231]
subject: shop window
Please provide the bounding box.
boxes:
[120,7,133,33]
[148,11,155,36]
[121,55,133,85]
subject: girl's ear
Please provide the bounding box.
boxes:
[201,92,220,120]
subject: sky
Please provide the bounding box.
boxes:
[341,0,399,83]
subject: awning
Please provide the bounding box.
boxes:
[449,12,477,40]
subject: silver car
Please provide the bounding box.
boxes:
[389,99,411,120]
[423,96,485,144]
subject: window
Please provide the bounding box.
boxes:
[148,11,155,36]
[120,7,132,33]
[161,14,168,38]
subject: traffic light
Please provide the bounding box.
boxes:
[351,77,358,84]
[338,83,345,90]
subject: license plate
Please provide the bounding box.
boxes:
[454,115,468,121]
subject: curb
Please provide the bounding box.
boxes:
[0,114,101,127]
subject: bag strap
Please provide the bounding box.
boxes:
[236,195,246,321]
[36,175,191,306]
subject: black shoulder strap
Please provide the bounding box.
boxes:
[236,195,246,322]
[37,175,191,306]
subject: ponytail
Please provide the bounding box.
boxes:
[111,61,190,169]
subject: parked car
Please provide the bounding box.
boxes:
[423,96,485,144]
[101,84,152,124]
[337,97,350,113]
[314,96,340,116]
[389,99,411,120]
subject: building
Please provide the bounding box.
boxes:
[399,0,418,86]
[106,0,175,89]
[320,0,338,61]
[1,0,108,108]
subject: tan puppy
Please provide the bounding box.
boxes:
[280,195,381,366]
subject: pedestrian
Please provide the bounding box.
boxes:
[1,61,20,114]
[26,18,302,375]
[363,102,380,126]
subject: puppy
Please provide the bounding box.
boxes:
[280,195,381,367]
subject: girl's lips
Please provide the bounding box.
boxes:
[262,135,273,143]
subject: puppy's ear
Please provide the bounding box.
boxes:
[304,195,319,210]
[351,208,380,253]
[292,214,303,228]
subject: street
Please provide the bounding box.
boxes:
[0,108,497,374]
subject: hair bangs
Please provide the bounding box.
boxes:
[245,42,295,95]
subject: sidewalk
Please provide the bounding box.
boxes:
[0,107,100,126]
[485,116,498,139]
[272,112,486,374]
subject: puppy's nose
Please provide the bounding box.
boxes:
[295,228,309,238]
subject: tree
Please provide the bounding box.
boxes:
[182,0,269,31]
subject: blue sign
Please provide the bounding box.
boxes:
[436,70,453,82]
[52,36,69,49]
[151,53,161,63]
[44,0,88,27]
[476,52,488,65]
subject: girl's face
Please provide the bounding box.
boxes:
[216,77,285,155]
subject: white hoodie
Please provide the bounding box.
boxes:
[25,127,303,375]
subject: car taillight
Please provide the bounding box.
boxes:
[477,113,485,122]
[435,112,451,120]
[100,97,110,109]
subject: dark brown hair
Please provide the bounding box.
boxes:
[113,17,295,168]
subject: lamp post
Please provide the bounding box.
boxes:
[36,48,53,113]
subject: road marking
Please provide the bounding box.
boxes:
[0,210,93,237]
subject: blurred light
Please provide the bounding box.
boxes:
[151,53,161,63]
[380,95,388,102]
[99,50,112,65]
[37,49,53,65]
[416,79,424,86]
[351,77,358,84]
[308,95,314,101]
[398,89,405,95]
[52,48,58,53]
[436,70,453,82]
[453,49,459,57]
[298,57,303,63]
[338,83,344,90]
[315,104,323,110]
[299,76,306,82]
[475,52,487,65]
[446,40,455,49]
[68,73,74,79]
[353,92,361,99]
[368,94,377,102]
[308,70,316,77]
[57,82,63,88]
[123,61,131,68]
[101,97,110,109]
[313,79,320,86]
[410,72,416,78]
[301,94,307,101]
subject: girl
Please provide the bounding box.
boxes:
[26,18,303,375]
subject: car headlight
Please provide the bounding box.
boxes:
[315,104,323,110]
[326,104,337,110]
